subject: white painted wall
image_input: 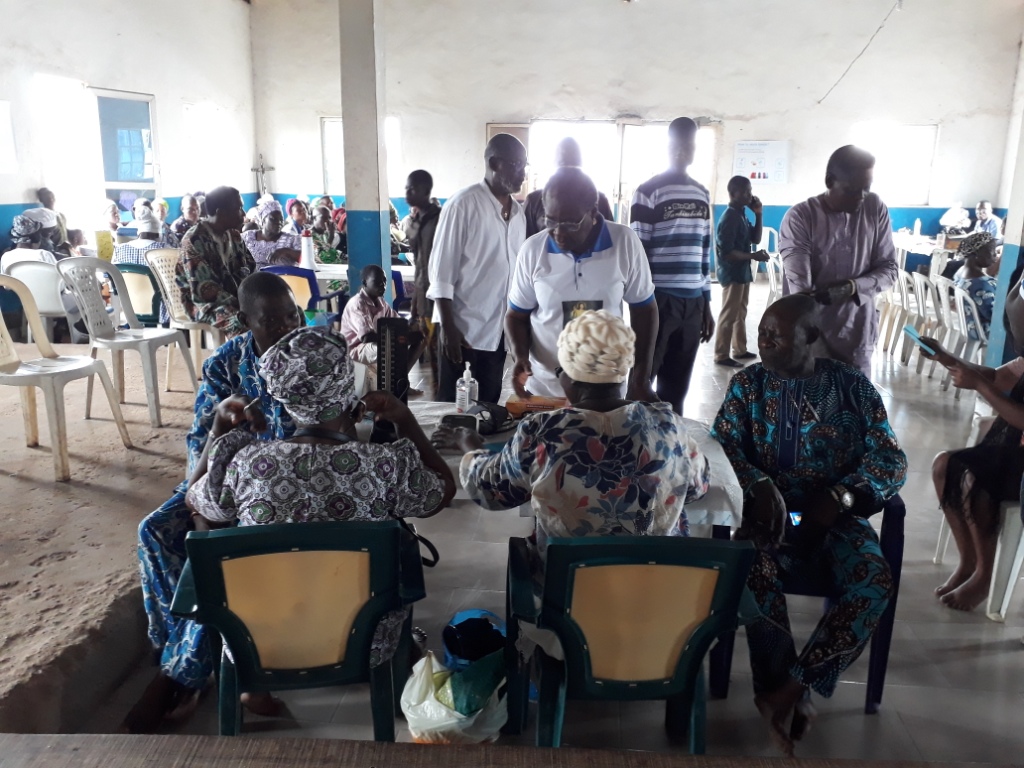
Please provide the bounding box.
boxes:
[0,0,255,214]
[252,0,1024,207]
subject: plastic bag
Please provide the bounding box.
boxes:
[401,651,507,744]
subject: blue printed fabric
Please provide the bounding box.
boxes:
[955,274,997,341]
[710,359,907,510]
[139,332,294,689]
[746,516,893,697]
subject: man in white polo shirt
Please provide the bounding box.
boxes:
[506,168,658,399]
[427,133,528,403]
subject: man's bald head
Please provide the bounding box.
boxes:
[238,271,293,315]
[555,137,583,168]
[485,133,527,163]
[764,294,820,336]
[484,133,528,196]
[543,167,598,211]
[758,295,821,376]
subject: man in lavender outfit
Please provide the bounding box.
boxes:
[779,145,898,375]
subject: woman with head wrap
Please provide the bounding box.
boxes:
[952,231,999,341]
[1,213,59,274]
[102,199,121,233]
[437,310,709,577]
[181,325,455,719]
[240,199,302,267]
[283,198,310,236]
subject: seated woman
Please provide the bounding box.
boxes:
[953,231,999,340]
[282,198,309,235]
[127,325,455,731]
[241,199,302,267]
[435,309,709,576]
[925,332,1024,611]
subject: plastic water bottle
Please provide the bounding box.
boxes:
[455,362,478,414]
[913,218,921,236]
[299,229,317,271]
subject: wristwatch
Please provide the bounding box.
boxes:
[829,485,855,511]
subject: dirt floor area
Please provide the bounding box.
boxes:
[0,343,198,731]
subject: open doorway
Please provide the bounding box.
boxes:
[619,123,717,221]
[522,120,717,223]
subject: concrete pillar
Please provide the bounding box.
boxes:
[339,0,390,295]
[987,56,1024,365]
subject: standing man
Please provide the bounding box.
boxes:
[779,145,898,375]
[405,170,443,394]
[428,134,528,403]
[630,117,714,415]
[715,176,770,368]
[506,167,657,398]
[36,188,67,245]
[524,137,615,238]
[176,186,255,338]
[973,200,1003,240]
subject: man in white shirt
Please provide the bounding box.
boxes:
[427,133,528,403]
[973,200,1003,240]
[507,168,658,398]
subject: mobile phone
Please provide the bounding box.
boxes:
[789,512,802,526]
[902,325,935,355]
[441,414,478,431]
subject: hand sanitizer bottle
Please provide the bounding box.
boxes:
[455,362,478,413]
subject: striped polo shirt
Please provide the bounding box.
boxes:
[629,171,711,299]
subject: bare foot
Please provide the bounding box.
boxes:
[241,691,284,717]
[754,678,806,757]
[935,563,975,597]
[790,691,817,742]
[941,573,990,611]
[122,673,200,734]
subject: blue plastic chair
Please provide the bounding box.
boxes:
[707,493,906,714]
[261,265,348,324]
[391,270,412,314]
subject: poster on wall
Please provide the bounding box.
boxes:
[733,140,789,184]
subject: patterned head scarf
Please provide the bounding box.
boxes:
[259,326,359,425]
[959,231,995,258]
[11,214,42,242]
[21,207,57,228]
[257,199,283,225]
[557,309,636,384]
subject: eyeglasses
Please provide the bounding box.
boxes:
[499,158,528,172]
[544,212,590,233]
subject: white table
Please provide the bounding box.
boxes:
[406,401,742,532]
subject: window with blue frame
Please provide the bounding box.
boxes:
[97,95,156,214]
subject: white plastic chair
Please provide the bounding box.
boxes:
[885,272,911,357]
[941,286,989,398]
[6,261,69,344]
[0,275,132,481]
[145,248,224,379]
[56,257,197,428]
[898,272,925,365]
[934,415,1024,621]
[765,254,783,306]
[756,226,780,256]
[912,275,946,374]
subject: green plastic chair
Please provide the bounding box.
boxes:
[504,536,756,753]
[113,263,162,326]
[170,520,426,739]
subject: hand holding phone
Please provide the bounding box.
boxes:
[902,324,935,356]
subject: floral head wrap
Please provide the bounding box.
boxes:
[259,326,359,424]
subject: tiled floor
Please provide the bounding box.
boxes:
[82,281,1024,761]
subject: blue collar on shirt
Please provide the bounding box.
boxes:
[545,216,613,260]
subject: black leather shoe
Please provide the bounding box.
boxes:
[715,358,744,368]
[735,352,758,360]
